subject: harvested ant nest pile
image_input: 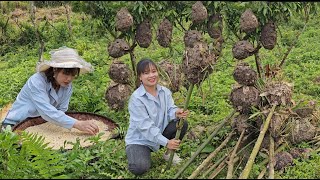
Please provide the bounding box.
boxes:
[228,8,319,173]
[105,60,133,111]
[105,8,136,111]
[25,120,111,150]
[182,38,216,87]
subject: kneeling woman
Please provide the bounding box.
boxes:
[125,58,189,175]
[1,47,99,135]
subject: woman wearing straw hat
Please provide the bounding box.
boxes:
[1,46,99,135]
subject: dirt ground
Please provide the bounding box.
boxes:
[0,103,12,122]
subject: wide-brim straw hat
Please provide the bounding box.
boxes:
[36,46,94,74]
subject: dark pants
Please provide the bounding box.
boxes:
[126,119,188,175]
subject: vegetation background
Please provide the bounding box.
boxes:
[0,1,319,179]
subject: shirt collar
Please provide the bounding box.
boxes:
[137,84,163,97]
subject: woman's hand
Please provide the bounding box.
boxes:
[175,108,189,119]
[166,139,181,150]
[73,120,99,135]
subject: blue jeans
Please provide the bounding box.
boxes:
[126,119,188,175]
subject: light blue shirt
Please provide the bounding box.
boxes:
[125,84,178,152]
[2,72,77,129]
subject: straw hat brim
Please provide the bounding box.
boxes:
[36,60,93,74]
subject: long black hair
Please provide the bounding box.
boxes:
[135,58,158,88]
[136,58,158,77]
[44,67,80,87]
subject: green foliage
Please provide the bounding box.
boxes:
[59,139,128,179]
[276,152,320,178]
[1,1,320,179]
[0,129,67,178]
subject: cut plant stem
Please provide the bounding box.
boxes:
[268,133,275,179]
[173,110,236,178]
[188,130,235,179]
[257,166,267,179]
[202,133,256,178]
[226,129,245,179]
[167,83,194,170]
[202,153,228,178]
[239,104,277,179]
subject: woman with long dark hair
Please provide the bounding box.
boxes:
[1,47,99,135]
[125,58,189,175]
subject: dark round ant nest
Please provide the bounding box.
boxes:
[135,19,152,48]
[264,81,292,106]
[231,114,252,134]
[233,62,257,86]
[294,107,313,118]
[260,20,277,50]
[274,151,293,171]
[240,9,259,34]
[156,18,173,48]
[115,7,133,32]
[232,40,255,60]
[207,13,223,39]
[182,41,215,85]
[269,111,289,138]
[288,118,317,144]
[191,1,208,24]
[158,60,182,93]
[260,133,284,150]
[105,82,132,111]
[184,30,203,48]
[229,85,261,114]
[107,39,130,58]
[108,60,132,84]
[289,147,313,159]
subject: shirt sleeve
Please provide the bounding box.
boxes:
[129,95,169,147]
[26,76,76,129]
[166,90,178,122]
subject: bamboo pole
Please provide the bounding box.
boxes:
[188,130,235,179]
[202,135,256,178]
[257,166,267,179]
[268,134,275,179]
[226,129,245,179]
[166,83,194,170]
[202,154,228,178]
[208,158,228,179]
[173,110,236,178]
[239,104,277,179]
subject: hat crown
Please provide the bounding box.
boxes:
[36,46,94,74]
[50,47,81,63]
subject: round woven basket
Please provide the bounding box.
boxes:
[12,111,119,139]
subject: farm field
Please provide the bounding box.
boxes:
[0,1,319,179]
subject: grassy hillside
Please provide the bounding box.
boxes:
[0,2,319,179]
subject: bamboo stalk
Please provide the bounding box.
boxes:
[167,83,194,170]
[188,130,235,179]
[203,133,256,178]
[173,110,236,178]
[202,154,228,178]
[257,166,267,179]
[208,158,227,179]
[268,134,275,179]
[258,143,287,167]
[239,104,277,179]
[226,129,245,179]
